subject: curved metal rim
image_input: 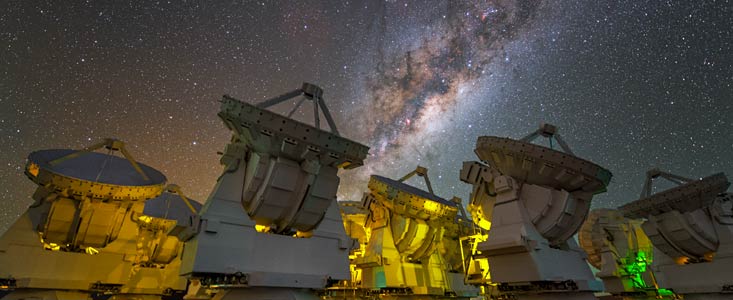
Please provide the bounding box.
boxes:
[143,191,202,220]
[620,173,729,217]
[476,136,612,189]
[370,175,457,208]
[219,96,369,164]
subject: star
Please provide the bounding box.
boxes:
[0,1,732,233]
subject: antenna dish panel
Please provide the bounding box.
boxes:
[620,173,730,219]
[220,88,368,169]
[144,192,202,225]
[26,149,166,200]
[474,136,611,194]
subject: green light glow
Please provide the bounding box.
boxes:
[657,288,675,296]
[618,250,678,297]
[620,251,650,289]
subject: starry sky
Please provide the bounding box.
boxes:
[1,1,732,233]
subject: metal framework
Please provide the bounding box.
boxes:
[639,167,694,199]
[397,165,435,195]
[520,123,575,156]
[253,82,341,136]
[48,138,151,181]
[165,184,199,214]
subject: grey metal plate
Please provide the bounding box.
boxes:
[620,173,730,218]
[475,136,612,194]
[28,149,166,186]
[219,95,369,168]
[143,191,201,225]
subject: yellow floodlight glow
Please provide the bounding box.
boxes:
[28,162,40,177]
[255,224,270,233]
[675,256,690,265]
[138,215,153,224]
[39,233,62,251]
[45,242,61,251]
[423,200,439,212]
[336,161,352,169]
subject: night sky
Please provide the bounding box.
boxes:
[1,1,732,233]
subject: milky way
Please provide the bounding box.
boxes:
[339,1,547,200]
[2,1,732,232]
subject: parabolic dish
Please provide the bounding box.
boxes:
[620,172,729,219]
[26,149,166,200]
[218,95,369,169]
[474,136,612,194]
[144,191,201,225]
